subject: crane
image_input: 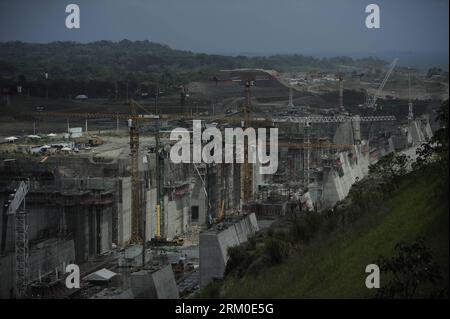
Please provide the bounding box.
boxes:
[408,68,414,121]
[29,102,159,245]
[271,114,396,187]
[339,75,344,111]
[127,100,143,244]
[218,70,260,206]
[271,115,396,124]
[3,180,30,298]
[367,58,399,110]
[242,77,254,204]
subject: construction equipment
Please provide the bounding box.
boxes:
[272,114,396,188]
[242,77,254,204]
[338,74,344,111]
[408,69,414,121]
[288,87,294,108]
[127,100,142,244]
[367,58,398,110]
[88,135,104,146]
[272,115,396,124]
[2,180,30,298]
[150,235,184,246]
[29,102,159,245]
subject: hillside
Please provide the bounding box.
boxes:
[0,40,386,98]
[197,160,449,298]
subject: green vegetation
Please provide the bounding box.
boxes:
[0,40,386,98]
[197,101,449,299]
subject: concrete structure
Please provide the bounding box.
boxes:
[199,213,259,287]
[130,265,179,299]
[407,116,433,146]
[322,143,371,208]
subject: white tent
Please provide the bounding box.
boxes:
[83,268,116,282]
[27,135,41,139]
[4,136,18,142]
[47,133,57,137]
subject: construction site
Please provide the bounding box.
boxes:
[0,59,444,299]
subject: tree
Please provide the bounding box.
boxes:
[413,100,449,198]
[376,238,443,299]
[369,153,411,190]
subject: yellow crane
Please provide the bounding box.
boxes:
[29,101,159,245]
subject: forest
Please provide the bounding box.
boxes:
[0,40,386,98]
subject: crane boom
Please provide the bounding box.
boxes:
[6,181,29,215]
[272,115,396,124]
[128,101,142,244]
[368,58,398,109]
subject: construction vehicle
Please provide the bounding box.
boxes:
[150,235,184,246]
[88,135,104,146]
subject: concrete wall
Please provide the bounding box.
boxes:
[0,254,14,298]
[0,238,75,298]
[130,265,179,299]
[118,177,132,245]
[163,192,191,239]
[145,188,157,241]
[99,207,112,253]
[199,213,259,287]
[190,177,207,226]
[322,144,370,208]
[29,238,76,281]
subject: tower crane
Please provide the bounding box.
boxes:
[339,76,344,111]
[367,58,399,110]
[408,68,414,121]
[29,101,159,245]
[3,180,30,298]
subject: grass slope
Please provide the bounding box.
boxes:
[217,171,448,298]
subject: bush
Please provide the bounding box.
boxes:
[264,238,289,265]
[376,238,444,299]
[289,212,323,244]
[197,279,223,298]
[247,236,256,250]
[225,245,248,276]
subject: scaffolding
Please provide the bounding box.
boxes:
[15,210,29,298]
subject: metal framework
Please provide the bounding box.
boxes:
[339,76,344,111]
[288,87,294,108]
[367,58,399,109]
[128,101,143,244]
[4,181,30,298]
[408,70,414,120]
[15,210,29,298]
[242,77,254,204]
[273,115,396,124]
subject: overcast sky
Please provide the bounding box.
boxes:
[0,0,448,61]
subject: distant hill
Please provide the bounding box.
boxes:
[0,40,386,98]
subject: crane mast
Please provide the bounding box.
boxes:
[367,58,398,109]
[242,78,254,204]
[408,69,414,121]
[128,101,142,244]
